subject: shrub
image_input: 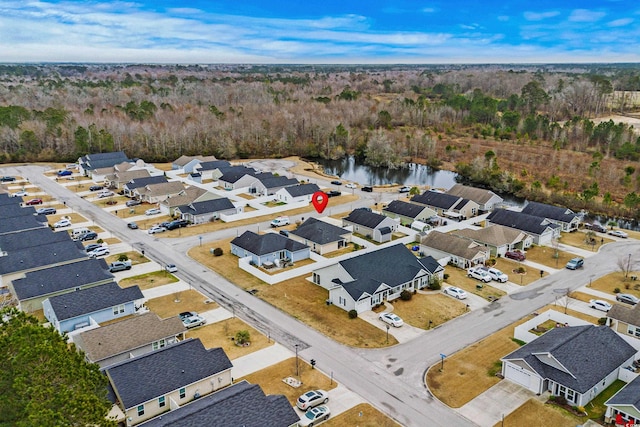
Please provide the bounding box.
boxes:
[213,247,223,257]
[96,238,104,244]
[516,266,526,274]
[554,395,567,406]
[430,281,442,291]
[400,290,412,301]
[487,360,502,376]
[117,254,129,262]
[235,330,250,345]
[614,287,621,293]
[511,337,526,346]
[348,309,358,319]
[443,273,450,280]
[598,317,607,325]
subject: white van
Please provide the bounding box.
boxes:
[270,216,290,228]
[71,227,92,240]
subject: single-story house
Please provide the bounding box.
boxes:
[521,201,581,232]
[175,198,238,224]
[123,175,168,198]
[217,166,258,190]
[275,183,321,204]
[486,208,560,246]
[605,375,640,425]
[410,190,480,220]
[78,151,130,177]
[138,380,299,427]
[445,183,504,212]
[342,208,398,243]
[607,303,640,340]
[289,218,352,255]
[501,325,636,407]
[0,202,40,220]
[105,169,151,190]
[104,338,233,425]
[73,312,185,368]
[158,186,211,216]
[230,231,310,267]
[43,282,145,334]
[312,243,444,313]
[0,226,70,252]
[382,200,437,226]
[419,230,490,269]
[0,215,47,236]
[172,155,218,173]
[193,160,233,180]
[235,172,299,196]
[452,224,533,257]
[135,181,185,204]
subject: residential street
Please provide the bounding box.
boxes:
[8,164,640,427]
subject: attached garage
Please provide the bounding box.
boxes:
[504,363,532,388]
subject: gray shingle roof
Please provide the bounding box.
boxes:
[487,208,558,236]
[343,208,388,228]
[411,191,461,209]
[383,200,428,219]
[197,160,231,171]
[503,325,635,393]
[608,303,640,327]
[0,240,86,275]
[446,183,502,206]
[0,215,46,235]
[283,183,320,197]
[521,201,579,224]
[291,217,350,245]
[0,227,70,251]
[12,258,113,300]
[139,380,299,427]
[105,339,233,409]
[0,193,21,206]
[177,198,235,215]
[0,203,38,219]
[47,282,143,321]
[124,175,167,190]
[231,231,308,255]
[605,374,640,408]
[255,173,299,189]
[453,224,528,247]
[218,166,257,183]
[80,151,130,171]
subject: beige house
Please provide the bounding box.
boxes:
[608,304,640,339]
[134,181,185,204]
[453,224,533,257]
[445,183,504,212]
[104,169,151,189]
[420,230,490,268]
[159,186,211,216]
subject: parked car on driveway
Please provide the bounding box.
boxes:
[379,312,404,327]
[330,180,342,185]
[616,294,640,305]
[467,266,492,282]
[179,311,206,328]
[608,230,629,238]
[127,222,139,229]
[399,186,411,193]
[444,286,468,299]
[53,219,71,228]
[505,250,526,261]
[12,191,28,197]
[88,247,110,258]
[84,243,102,253]
[298,406,330,427]
[148,225,167,234]
[126,199,141,207]
[89,185,104,191]
[296,390,329,411]
[97,190,114,198]
[36,207,56,215]
[585,223,607,233]
[25,198,42,205]
[108,260,132,273]
[0,176,16,182]
[566,257,584,270]
[485,267,508,283]
[145,208,161,216]
[166,219,189,230]
[589,299,612,312]
[57,170,72,176]
[80,231,98,241]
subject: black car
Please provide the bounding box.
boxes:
[36,207,57,215]
[166,219,189,230]
[279,230,289,237]
[0,176,16,182]
[326,190,341,198]
[127,222,139,229]
[84,243,101,253]
[81,232,98,241]
[89,185,104,191]
[361,186,373,192]
[330,180,342,185]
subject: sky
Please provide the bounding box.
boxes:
[1,0,639,64]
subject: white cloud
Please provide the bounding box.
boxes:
[523,11,560,21]
[422,8,436,13]
[608,18,633,27]
[568,9,606,22]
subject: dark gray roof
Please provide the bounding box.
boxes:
[606,374,640,409]
[0,193,21,206]
[12,258,113,300]
[0,240,86,275]
[291,217,350,245]
[521,201,579,224]
[177,198,235,215]
[255,173,299,189]
[139,380,299,427]
[0,227,70,251]
[283,183,320,197]
[503,325,635,393]
[338,243,437,300]
[487,208,557,236]
[197,160,231,171]
[124,175,167,190]
[0,215,46,235]
[80,151,129,171]
[47,282,143,321]
[451,198,472,211]
[231,231,308,255]
[383,200,428,219]
[410,191,461,210]
[419,255,445,274]
[0,203,38,219]
[218,166,257,183]
[105,339,233,409]
[343,208,388,228]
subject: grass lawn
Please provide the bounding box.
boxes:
[188,239,399,348]
[390,293,468,330]
[119,271,180,290]
[48,212,88,226]
[588,271,640,299]
[523,245,579,270]
[323,243,364,258]
[146,289,218,319]
[585,379,626,421]
[186,317,273,359]
[495,258,549,284]
[91,195,129,208]
[324,403,401,427]
[103,237,121,245]
[559,230,613,250]
[444,268,506,301]
[105,251,151,266]
[151,162,173,171]
[238,357,337,406]
[494,398,583,427]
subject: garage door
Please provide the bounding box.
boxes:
[505,364,531,388]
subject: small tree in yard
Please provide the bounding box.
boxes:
[213,247,223,257]
[400,289,413,301]
[117,254,129,262]
[235,330,250,345]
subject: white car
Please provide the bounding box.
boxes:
[298,405,330,427]
[53,219,72,228]
[379,312,404,327]
[345,183,357,189]
[179,311,206,329]
[165,264,178,273]
[87,247,110,258]
[148,225,167,234]
[145,208,161,216]
[12,190,28,197]
[296,389,329,410]
[97,190,114,198]
[608,230,629,238]
[589,299,612,312]
[486,267,508,283]
[467,267,492,283]
[444,286,468,300]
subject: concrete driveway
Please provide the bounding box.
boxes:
[359,309,424,343]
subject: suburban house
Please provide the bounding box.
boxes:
[175,198,238,224]
[172,155,218,173]
[521,201,581,232]
[78,151,130,177]
[217,166,258,190]
[135,181,185,204]
[486,208,561,245]
[123,175,168,198]
[0,215,47,236]
[0,201,41,219]
[0,226,70,252]
[410,190,480,220]
[105,169,151,190]
[419,230,490,269]
[104,338,233,426]
[235,172,299,196]
[42,282,145,334]
[607,303,640,340]
[11,258,113,312]
[193,160,233,180]
[342,208,398,243]
[93,160,150,185]
[73,312,185,367]
[230,231,310,267]
[605,375,640,425]
[312,243,444,313]
[382,200,437,226]
[158,186,210,216]
[275,183,321,204]
[138,380,299,427]
[445,183,504,212]
[452,224,533,257]
[501,325,636,407]
[289,217,352,255]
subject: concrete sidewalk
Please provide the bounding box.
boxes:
[142,281,191,299]
[231,342,293,378]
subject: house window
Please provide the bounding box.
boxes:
[627,326,640,337]
[137,405,144,416]
[112,304,125,315]
[566,388,575,403]
[179,388,186,399]
[158,396,166,408]
[152,339,166,350]
[339,296,345,306]
[312,273,320,284]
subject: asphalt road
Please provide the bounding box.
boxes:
[9,164,640,427]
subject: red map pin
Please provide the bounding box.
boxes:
[311,191,329,214]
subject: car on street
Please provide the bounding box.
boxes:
[36,207,57,215]
[57,170,72,176]
[127,222,139,229]
[53,219,71,228]
[145,208,161,216]
[325,190,341,198]
[126,199,142,207]
[97,190,114,198]
[345,183,357,189]
[589,299,612,312]
[87,247,110,258]
[25,198,42,205]
[330,180,342,185]
[80,231,98,241]
[298,405,330,427]
[84,243,102,253]
[444,286,468,300]
[12,191,28,197]
[270,216,290,228]
[486,267,509,283]
[361,186,373,192]
[399,186,411,193]
[585,223,607,233]
[379,312,404,327]
[505,250,526,261]
[179,311,206,329]
[148,225,167,234]
[89,185,104,191]
[296,390,329,411]
[165,264,178,273]
[616,293,640,305]
[467,266,492,282]
[608,230,629,238]
[566,257,584,270]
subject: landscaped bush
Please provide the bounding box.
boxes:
[213,247,223,257]
[614,287,621,293]
[443,273,449,280]
[429,281,442,291]
[400,290,412,301]
[117,254,129,262]
[598,317,607,325]
[348,309,358,319]
[96,238,104,244]
[235,330,250,345]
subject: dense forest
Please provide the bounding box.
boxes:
[1,63,640,218]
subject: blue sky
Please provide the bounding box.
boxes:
[1,0,639,63]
